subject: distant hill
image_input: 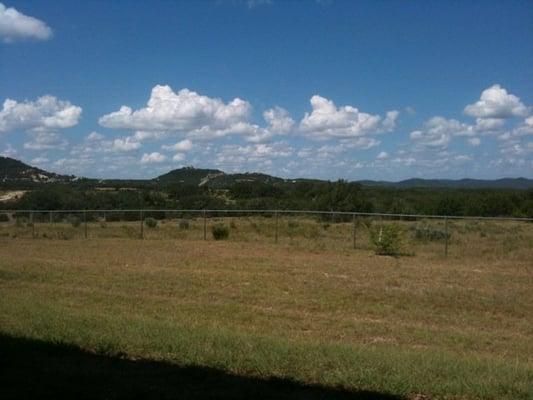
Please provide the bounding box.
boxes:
[1,156,532,190]
[155,167,285,188]
[155,167,225,186]
[357,177,533,190]
[0,156,76,185]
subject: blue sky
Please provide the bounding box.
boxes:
[0,0,532,180]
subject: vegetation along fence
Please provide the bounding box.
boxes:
[1,209,532,257]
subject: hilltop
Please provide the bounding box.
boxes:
[0,157,76,186]
[1,156,532,190]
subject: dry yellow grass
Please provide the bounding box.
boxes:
[0,218,532,399]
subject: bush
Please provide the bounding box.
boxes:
[0,213,9,222]
[288,220,299,229]
[212,224,229,240]
[15,216,28,227]
[229,220,237,230]
[68,215,82,228]
[145,218,157,228]
[178,219,190,230]
[414,225,450,241]
[369,224,405,257]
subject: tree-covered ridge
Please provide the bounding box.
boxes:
[1,157,532,217]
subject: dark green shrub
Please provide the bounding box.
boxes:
[16,217,28,227]
[179,219,190,230]
[212,224,229,240]
[288,220,299,229]
[68,215,81,228]
[369,224,405,257]
[145,218,157,228]
[414,225,451,241]
[0,213,9,222]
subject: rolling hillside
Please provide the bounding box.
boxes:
[1,156,532,190]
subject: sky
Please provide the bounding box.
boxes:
[0,0,532,181]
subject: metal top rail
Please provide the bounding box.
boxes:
[1,208,532,222]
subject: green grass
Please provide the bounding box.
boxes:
[0,219,532,399]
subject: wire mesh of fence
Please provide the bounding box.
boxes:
[0,209,532,257]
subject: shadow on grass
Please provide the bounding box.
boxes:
[0,333,405,400]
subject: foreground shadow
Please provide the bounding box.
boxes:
[0,334,404,400]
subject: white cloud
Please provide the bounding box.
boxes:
[468,137,481,147]
[0,2,52,42]
[141,152,166,164]
[162,139,193,152]
[172,153,186,162]
[299,95,398,140]
[24,131,68,150]
[410,117,470,148]
[464,84,529,119]
[99,85,252,138]
[0,95,82,133]
[87,131,104,141]
[112,137,141,152]
[377,151,389,160]
[263,106,294,135]
[215,142,292,169]
[474,117,504,132]
[99,85,296,144]
[0,143,17,157]
[31,156,49,164]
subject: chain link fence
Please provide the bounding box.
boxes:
[1,209,532,257]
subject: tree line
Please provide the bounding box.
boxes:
[1,180,532,218]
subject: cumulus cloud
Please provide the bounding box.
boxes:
[31,156,49,165]
[299,95,398,140]
[23,131,68,150]
[172,153,186,162]
[464,84,529,119]
[87,131,104,141]
[0,2,52,42]
[263,106,295,135]
[99,85,252,138]
[111,137,141,152]
[0,95,82,133]
[215,142,292,169]
[468,137,481,147]
[377,151,389,160]
[141,152,167,164]
[162,139,193,152]
[410,117,471,149]
[99,85,296,144]
[0,142,17,157]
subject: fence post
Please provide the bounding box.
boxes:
[50,211,53,224]
[274,210,278,244]
[84,210,88,239]
[140,210,144,240]
[31,211,35,239]
[352,213,356,249]
[203,209,207,240]
[444,217,449,257]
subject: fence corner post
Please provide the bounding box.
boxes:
[31,211,35,239]
[203,209,207,240]
[275,210,279,244]
[84,210,88,239]
[444,217,449,257]
[140,210,144,240]
[352,213,356,249]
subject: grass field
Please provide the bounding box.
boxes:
[1,217,532,399]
